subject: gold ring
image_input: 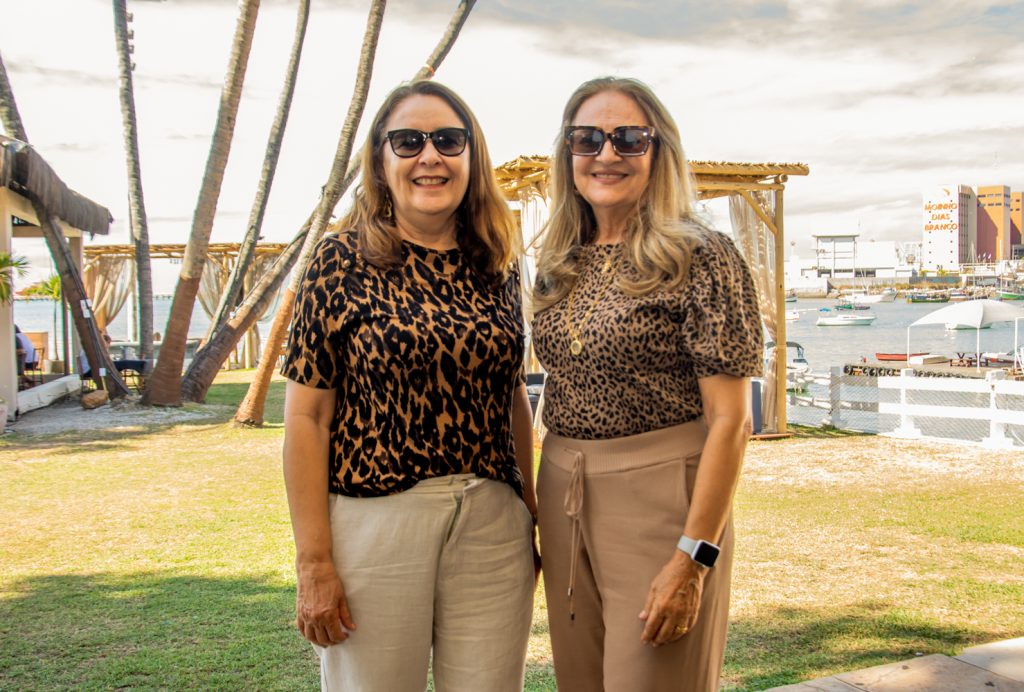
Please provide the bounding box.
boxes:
[674,625,688,636]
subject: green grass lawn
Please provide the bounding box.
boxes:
[1,372,1021,690]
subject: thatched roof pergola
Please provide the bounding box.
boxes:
[494,155,810,435]
[494,154,809,203]
[0,136,112,236]
[1,136,116,420]
[83,243,289,261]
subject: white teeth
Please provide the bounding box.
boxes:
[414,177,447,185]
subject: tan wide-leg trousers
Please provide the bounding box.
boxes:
[316,474,535,692]
[538,421,734,692]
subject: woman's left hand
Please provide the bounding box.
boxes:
[638,552,706,646]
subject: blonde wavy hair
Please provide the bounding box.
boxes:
[533,76,708,312]
[340,80,519,286]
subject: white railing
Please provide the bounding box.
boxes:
[787,367,1024,449]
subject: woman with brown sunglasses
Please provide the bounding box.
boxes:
[531,76,764,691]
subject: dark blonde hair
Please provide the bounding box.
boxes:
[533,76,708,312]
[340,80,518,285]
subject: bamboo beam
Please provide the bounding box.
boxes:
[739,189,779,237]
[697,181,785,192]
[690,162,810,176]
[84,242,289,260]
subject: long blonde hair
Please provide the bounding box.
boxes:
[340,80,518,286]
[533,76,708,312]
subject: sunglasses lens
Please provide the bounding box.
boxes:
[567,127,604,155]
[611,127,650,155]
[389,129,426,157]
[433,128,468,156]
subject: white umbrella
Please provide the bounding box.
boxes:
[906,299,1024,369]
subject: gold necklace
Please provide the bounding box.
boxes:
[565,250,620,356]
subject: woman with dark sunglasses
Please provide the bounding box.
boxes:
[531,76,764,691]
[281,80,537,691]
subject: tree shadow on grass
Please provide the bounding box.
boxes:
[0,571,317,689]
[2,417,234,456]
[724,601,1001,691]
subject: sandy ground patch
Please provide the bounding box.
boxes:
[745,434,1024,486]
[5,397,230,436]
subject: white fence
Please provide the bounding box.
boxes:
[787,367,1024,449]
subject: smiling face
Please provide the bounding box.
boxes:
[570,90,653,239]
[381,94,470,242]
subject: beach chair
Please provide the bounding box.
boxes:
[22,331,47,387]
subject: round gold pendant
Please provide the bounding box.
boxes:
[569,339,583,356]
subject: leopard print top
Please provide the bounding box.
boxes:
[282,230,525,498]
[532,227,764,440]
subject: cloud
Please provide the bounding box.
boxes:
[819,125,1024,175]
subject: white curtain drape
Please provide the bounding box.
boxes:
[83,256,135,336]
[729,192,778,432]
[199,257,233,320]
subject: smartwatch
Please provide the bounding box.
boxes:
[676,535,720,568]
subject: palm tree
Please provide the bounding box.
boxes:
[205,0,310,343]
[112,0,155,362]
[232,0,477,424]
[38,274,61,360]
[178,0,311,404]
[235,0,389,422]
[0,252,28,304]
[143,0,261,406]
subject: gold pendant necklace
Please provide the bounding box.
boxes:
[566,251,620,357]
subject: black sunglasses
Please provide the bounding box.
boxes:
[564,125,655,157]
[384,128,470,158]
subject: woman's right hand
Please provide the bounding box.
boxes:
[295,560,356,647]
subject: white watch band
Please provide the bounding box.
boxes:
[676,535,699,555]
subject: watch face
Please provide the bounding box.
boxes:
[693,541,720,567]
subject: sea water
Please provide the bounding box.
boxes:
[785,298,1021,370]
[12,298,266,356]
[14,296,1022,370]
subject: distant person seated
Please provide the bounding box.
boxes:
[79,332,147,384]
[15,325,38,388]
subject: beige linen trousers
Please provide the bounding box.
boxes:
[315,474,535,691]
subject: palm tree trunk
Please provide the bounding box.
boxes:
[112,0,155,363]
[233,0,477,425]
[180,230,304,402]
[34,205,131,396]
[1,51,128,396]
[143,0,261,406]
[232,0,387,424]
[207,0,310,342]
[413,0,477,80]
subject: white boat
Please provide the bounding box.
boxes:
[786,309,800,321]
[816,312,877,326]
[945,322,991,331]
[765,341,811,391]
[846,287,897,305]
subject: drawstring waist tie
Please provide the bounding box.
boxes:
[543,419,708,622]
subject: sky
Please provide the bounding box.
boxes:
[2,0,1023,291]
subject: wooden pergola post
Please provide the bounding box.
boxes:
[774,181,787,434]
